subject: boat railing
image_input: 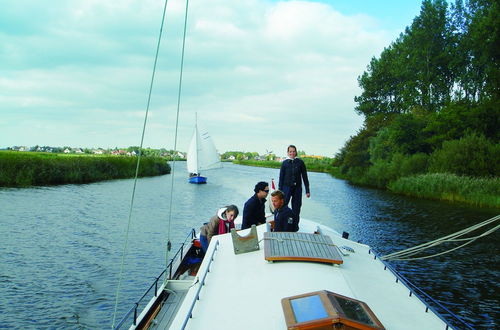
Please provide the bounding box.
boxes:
[180,239,220,329]
[369,248,474,330]
[113,228,197,330]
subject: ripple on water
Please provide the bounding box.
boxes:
[0,164,498,328]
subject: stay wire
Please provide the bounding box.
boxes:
[111,0,170,328]
[164,0,190,286]
[381,215,499,261]
[382,215,498,260]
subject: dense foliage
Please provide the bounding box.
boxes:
[334,0,499,207]
[0,151,171,187]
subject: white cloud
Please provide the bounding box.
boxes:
[1,0,398,156]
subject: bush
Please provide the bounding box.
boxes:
[399,152,429,177]
[429,133,499,176]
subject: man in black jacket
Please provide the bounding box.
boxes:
[271,190,298,232]
[242,181,269,230]
[278,145,310,221]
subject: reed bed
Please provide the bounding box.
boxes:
[388,173,500,208]
[233,160,281,169]
[233,159,335,173]
[0,151,170,187]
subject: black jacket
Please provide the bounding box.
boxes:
[242,194,266,230]
[279,158,310,194]
[274,205,298,232]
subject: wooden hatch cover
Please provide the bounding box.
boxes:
[264,232,343,264]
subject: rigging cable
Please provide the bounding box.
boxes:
[165,0,190,286]
[381,215,499,261]
[111,0,170,328]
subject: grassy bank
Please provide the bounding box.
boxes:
[0,151,170,187]
[233,159,335,173]
[388,173,500,208]
[233,159,281,169]
[232,160,499,209]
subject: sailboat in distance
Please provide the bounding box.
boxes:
[186,115,221,184]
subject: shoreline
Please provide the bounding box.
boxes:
[233,160,499,209]
[0,151,171,187]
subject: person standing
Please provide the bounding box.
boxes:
[271,190,298,232]
[242,181,269,230]
[278,145,310,221]
[199,205,239,253]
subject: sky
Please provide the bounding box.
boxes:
[1,0,424,157]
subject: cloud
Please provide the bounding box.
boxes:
[1,0,396,156]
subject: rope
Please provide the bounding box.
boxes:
[164,0,190,286]
[111,0,170,328]
[381,215,499,261]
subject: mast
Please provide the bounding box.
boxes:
[195,112,199,174]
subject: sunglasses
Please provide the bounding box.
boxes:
[263,189,270,193]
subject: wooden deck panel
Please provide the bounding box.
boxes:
[264,232,343,264]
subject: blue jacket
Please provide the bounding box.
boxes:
[274,205,298,232]
[279,158,310,194]
[242,194,266,230]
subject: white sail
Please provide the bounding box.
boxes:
[186,124,220,175]
[186,128,199,174]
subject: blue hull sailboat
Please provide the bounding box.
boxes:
[188,174,207,184]
[186,115,220,184]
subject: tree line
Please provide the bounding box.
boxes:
[332,0,499,207]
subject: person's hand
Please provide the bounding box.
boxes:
[306,193,310,198]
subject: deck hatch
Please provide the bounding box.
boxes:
[263,232,343,264]
[282,290,385,330]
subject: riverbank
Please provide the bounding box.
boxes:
[388,173,499,208]
[233,160,499,209]
[233,159,334,173]
[0,151,170,187]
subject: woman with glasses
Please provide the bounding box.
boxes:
[241,181,269,230]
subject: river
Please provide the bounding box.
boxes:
[0,162,498,329]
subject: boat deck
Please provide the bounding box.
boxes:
[164,220,449,329]
[148,280,192,329]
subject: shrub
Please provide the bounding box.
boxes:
[428,133,499,176]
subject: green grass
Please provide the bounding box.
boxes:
[233,159,336,173]
[388,173,500,208]
[0,151,170,187]
[233,159,282,169]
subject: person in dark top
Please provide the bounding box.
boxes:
[242,181,269,230]
[271,190,298,232]
[278,145,310,222]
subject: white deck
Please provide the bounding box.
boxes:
[168,219,449,329]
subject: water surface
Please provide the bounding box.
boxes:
[0,162,498,328]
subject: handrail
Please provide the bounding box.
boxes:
[114,228,197,329]
[180,239,220,329]
[369,248,474,330]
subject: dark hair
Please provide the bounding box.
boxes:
[224,204,239,218]
[287,145,297,152]
[271,190,284,200]
[254,181,269,193]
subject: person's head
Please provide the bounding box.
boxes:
[271,190,285,210]
[223,204,239,222]
[254,181,269,199]
[287,145,297,159]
